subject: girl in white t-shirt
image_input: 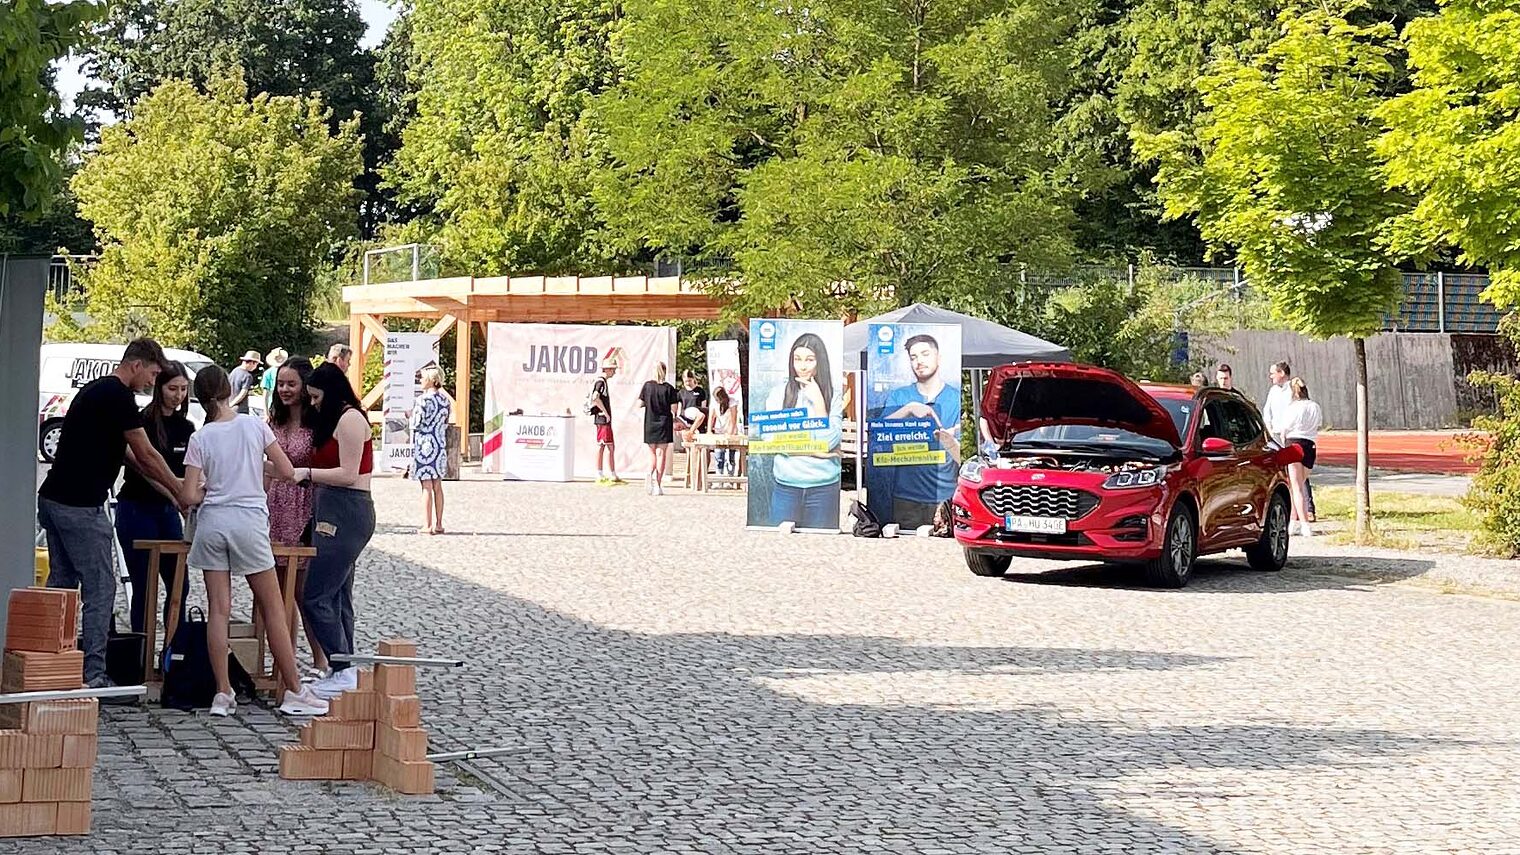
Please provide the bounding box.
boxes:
[1279,378,1323,537]
[179,365,329,718]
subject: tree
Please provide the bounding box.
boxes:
[1138,2,1410,541]
[388,0,624,274]
[596,0,1089,319]
[66,75,362,363]
[0,0,100,218]
[79,0,392,231]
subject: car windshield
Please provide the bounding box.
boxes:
[1007,423,1175,456]
[1155,396,1191,437]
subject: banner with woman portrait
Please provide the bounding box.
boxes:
[746,319,845,532]
[863,323,963,529]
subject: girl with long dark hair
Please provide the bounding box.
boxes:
[266,356,325,677]
[292,362,376,700]
[765,333,842,529]
[116,361,194,634]
[178,365,328,717]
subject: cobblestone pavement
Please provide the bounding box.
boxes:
[8,476,1520,853]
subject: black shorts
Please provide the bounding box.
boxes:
[1291,438,1317,469]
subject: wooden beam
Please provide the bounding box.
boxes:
[347,313,364,393]
[455,313,472,459]
[427,315,457,338]
[359,313,389,348]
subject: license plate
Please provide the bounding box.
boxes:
[1004,515,1067,534]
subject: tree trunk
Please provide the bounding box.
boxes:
[1353,336,1372,542]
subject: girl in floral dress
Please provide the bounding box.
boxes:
[266,357,325,677]
[411,367,452,534]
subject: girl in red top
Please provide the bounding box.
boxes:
[292,363,375,700]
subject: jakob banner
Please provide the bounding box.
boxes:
[705,339,743,430]
[482,323,677,479]
[864,323,963,528]
[380,332,441,474]
[746,319,845,532]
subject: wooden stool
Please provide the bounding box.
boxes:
[131,539,190,688]
[254,545,317,692]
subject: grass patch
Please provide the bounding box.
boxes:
[1313,486,1479,552]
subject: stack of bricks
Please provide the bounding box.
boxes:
[278,638,434,795]
[0,588,97,837]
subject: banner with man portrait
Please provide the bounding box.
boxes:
[864,323,963,529]
[746,319,845,532]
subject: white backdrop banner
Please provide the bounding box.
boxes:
[380,332,441,473]
[482,323,677,479]
[705,339,743,428]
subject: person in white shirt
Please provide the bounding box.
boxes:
[179,364,329,719]
[1261,361,1293,436]
[1278,378,1323,536]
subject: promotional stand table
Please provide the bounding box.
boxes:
[500,415,577,482]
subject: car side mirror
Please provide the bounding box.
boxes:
[1200,437,1233,456]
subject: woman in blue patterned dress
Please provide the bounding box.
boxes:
[410,367,452,534]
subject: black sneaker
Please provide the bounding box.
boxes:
[86,675,137,705]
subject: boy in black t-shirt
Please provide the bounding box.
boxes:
[590,359,624,485]
[37,338,181,689]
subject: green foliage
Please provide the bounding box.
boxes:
[1379,0,1520,308]
[1138,3,1409,339]
[598,0,1090,319]
[389,0,623,273]
[1462,329,1520,556]
[0,0,101,218]
[67,75,362,364]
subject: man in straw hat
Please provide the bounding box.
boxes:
[229,350,262,414]
[589,352,626,485]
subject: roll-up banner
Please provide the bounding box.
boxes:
[482,323,677,480]
[380,332,442,474]
[705,339,743,429]
[746,319,845,532]
[864,323,963,529]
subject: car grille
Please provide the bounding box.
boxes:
[979,485,1099,521]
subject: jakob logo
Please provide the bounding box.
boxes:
[875,325,895,356]
[522,345,600,374]
[757,321,778,351]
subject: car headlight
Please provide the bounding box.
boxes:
[1102,466,1171,489]
[959,458,988,484]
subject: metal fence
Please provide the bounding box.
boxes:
[47,255,96,302]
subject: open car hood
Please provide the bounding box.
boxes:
[980,363,1182,448]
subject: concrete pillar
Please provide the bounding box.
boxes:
[0,257,48,639]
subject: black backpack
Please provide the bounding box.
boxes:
[161,608,256,710]
[849,500,882,538]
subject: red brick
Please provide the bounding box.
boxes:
[4,589,75,654]
[377,638,417,657]
[342,749,372,781]
[54,801,89,835]
[278,745,344,780]
[0,700,97,735]
[371,752,434,795]
[356,668,374,691]
[327,690,379,722]
[21,767,90,802]
[378,694,421,728]
[374,664,415,697]
[0,733,62,769]
[299,718,374,751]
[0,802,55,837]
[1,650,84,692]
[60,736,96,769]
[375,724,427,761]
[0,770,19,803]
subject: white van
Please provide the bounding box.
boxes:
[37,343,266,462]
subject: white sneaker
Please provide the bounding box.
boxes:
[301,666,328,684]
[310,667,359,700]
[1299,523,1314,537]
[278,685,330,717]
[209,692,236,717]
[655,482,664,496]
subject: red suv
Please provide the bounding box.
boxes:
[952,363,1301,587]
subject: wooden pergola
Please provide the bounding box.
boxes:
[341,274,726,450]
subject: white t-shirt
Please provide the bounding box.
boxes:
[1262,382,1293,438]
[184,414,277,509]
[1280,399,1323,441]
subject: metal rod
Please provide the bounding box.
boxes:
[329,654,464,668]
[426,747,527,763]
[0,685,147,704]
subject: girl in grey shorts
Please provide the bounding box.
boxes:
[179,365,329,718]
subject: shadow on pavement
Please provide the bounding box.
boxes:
[997,554,1437,594]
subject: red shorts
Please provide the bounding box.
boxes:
[596,423,614,445]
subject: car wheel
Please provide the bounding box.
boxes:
[1145,504,1196,588]
[1245,490,1290,572]
[38,420,63,463]
[965,549,1012,578]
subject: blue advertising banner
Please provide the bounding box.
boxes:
[746,319,845,532]
[864,323,963,529]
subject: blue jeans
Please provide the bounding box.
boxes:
[38,497,116,683]
[114,498,188,634]
[303,486,375,672]
[770,482,837,530]
[715,449,735,475]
